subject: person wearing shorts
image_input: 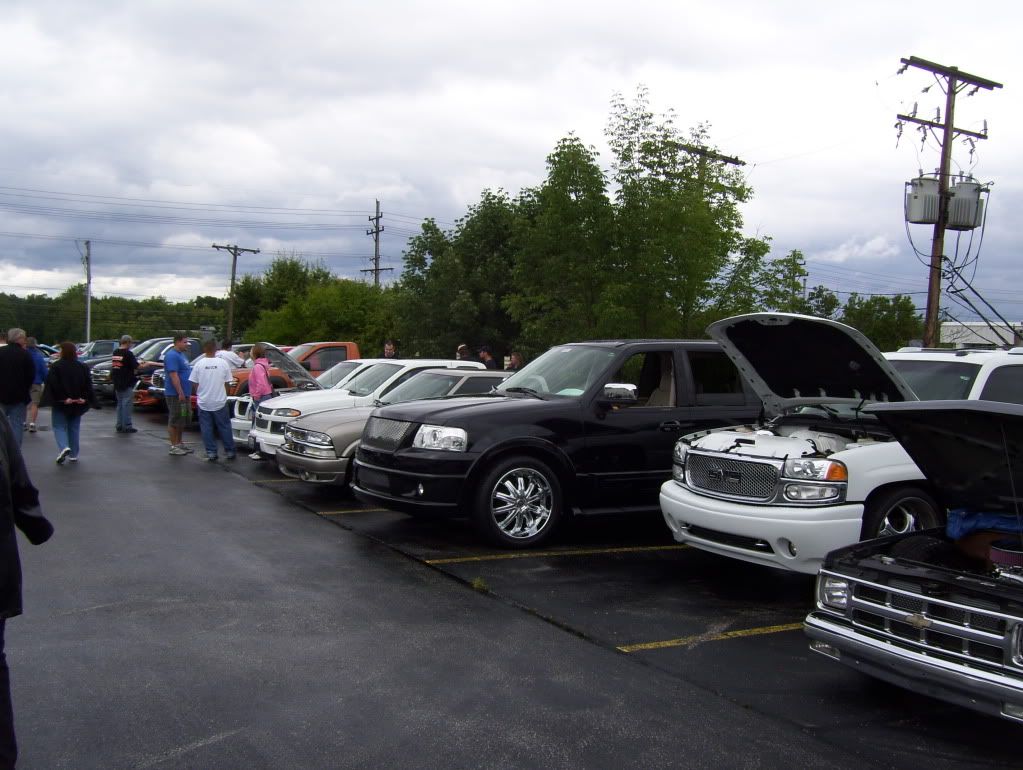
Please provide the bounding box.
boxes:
[163,335,193,456]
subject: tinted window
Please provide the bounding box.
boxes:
[979,365,1023,405]
[318,348,348,369]
[689,350,746,406]
[888,359,981,400]
[608,351,675,408]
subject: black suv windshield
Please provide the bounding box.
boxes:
[498,346,617,398]
[888,359,982,400]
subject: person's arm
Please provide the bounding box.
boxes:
[1,412,52,545]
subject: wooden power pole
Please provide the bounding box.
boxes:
[362,199,392,287]
[896,56,1002,347]
[212,243,260,343]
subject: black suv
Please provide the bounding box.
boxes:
[352,340,761,547]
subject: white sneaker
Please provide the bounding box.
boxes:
[168,446,189,456]
[69,456,78,462]
[248,452,264,460]
[56,448,71,465]
[28,423,36,433]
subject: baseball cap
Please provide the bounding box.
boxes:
[120,334,134,343]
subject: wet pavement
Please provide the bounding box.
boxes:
[7,408,1021,769]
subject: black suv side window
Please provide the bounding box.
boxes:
[689,350,746,406]
[979,365,1023,405]
[608,351,675,408]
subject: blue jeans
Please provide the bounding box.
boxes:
[1,403,26,448]
[198,405,235,458]
[52,410,81,457]
[114,388,134,430]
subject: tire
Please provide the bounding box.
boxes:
[861,486,941,540]
[473,456,563,548]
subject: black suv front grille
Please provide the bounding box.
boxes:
[363,417,415,451]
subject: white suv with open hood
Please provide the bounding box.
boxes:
[660,313,933,574]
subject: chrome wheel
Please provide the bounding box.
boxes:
[862,486,941,541]
[489,466,554,540]
[877,499,926,537]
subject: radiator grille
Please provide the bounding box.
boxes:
[685,453,778,500]
[363,417,414,451]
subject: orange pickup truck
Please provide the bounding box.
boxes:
[230,341,360,396]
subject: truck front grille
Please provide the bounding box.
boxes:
[845,576,1013,671]
[685,453,778,500]
[363,417,415,451]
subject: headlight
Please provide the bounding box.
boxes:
[228,378,238,387]
[672,441,688,482]
[304,431,333,446]
[783,483,844,502]
[782,457,847,482]
[273,408,302,417]
[413,425,468,452]
[817,575,850,610]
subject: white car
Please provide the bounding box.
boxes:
[659,312,1023,574]
[247,359,485,456]
[230,358,388,445]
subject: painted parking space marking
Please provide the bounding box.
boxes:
[617,621,803,653]
[318,508,389,516]
[426,544,689,565]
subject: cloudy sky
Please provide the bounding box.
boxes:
[1,0,1019,329]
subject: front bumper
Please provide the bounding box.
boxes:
[250,428,284,456]
[659,480,863,574]
[805,612,1023,723]
[351,451,474,515]
[277,447,350,485]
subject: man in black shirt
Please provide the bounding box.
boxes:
[111,335,139,433]
[0,329,35,448]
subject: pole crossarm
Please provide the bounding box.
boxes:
[901,57,1003,90]
[212,243,260,343]
[896,114,989,141]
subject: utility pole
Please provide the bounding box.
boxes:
[896,56,1002,347]
[212,243,260,344]
[362,198,392,287]
[83,240,92,343]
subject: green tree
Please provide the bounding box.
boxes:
[805,286,841,319]
[759,250,808,312]
[840,294,923,351]
[504,135,615,352]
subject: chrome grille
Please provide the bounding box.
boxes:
[685,453,777,500]
[151,372,165,388]
[845,577,1013,671]
[363,417,414,451]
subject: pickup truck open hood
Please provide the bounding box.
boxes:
[707,313,916,417]
[867,400,1023,514]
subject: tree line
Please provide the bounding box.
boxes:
[3,89,923,356]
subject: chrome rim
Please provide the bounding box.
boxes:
[490,466,553,540]
[877,497,930,537]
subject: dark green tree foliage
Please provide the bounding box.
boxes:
[606,88,765,337]
[232,252,333,336]
[840,294,923,352]
[759,250,809,313]
[805,286,841,319]
[395,192,522,358]
[504,136,615,351]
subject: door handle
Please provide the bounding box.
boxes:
[659,420,683,431]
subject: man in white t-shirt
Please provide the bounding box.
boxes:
[188,339,237,462]
[214,340,244,368]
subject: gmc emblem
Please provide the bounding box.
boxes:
[708,467,742,484]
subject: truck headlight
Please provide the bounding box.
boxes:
[303,431,332,447]
[413,425,467,452]
[817,575,850,610]
[672,441,688,482]
[273,408,302,417]
[782,458,847,481]
[784,483,843,502]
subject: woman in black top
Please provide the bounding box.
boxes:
[40,342,98,464]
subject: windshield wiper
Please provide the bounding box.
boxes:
[502,386,544,399]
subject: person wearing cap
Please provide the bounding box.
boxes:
[111,334,139,433]
[478,344,499,370]
[456,343,473,361]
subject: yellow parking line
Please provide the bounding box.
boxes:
[426,544,689,565]
[319,508,389,516]
[617,622,803,653]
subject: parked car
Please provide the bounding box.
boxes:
[351,339,761,548]
[91,337,179,399]
[805,399,1023,724]
[247,359,484,457]
[227,341,358,397]
[129,338,203,408]
[228,356,381,445]
[277,368,511,486]
[659,314,1023,574]
[75,339,119,369]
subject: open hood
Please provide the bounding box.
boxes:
[706,313,916,416]
[868,400,1023,514]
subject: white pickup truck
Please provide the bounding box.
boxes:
[659,312,1023,574]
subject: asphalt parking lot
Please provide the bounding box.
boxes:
[9,407,1023,768]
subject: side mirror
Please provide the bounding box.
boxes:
[600,383,638,405]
